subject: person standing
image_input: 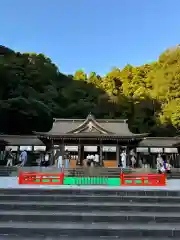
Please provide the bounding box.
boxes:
[90,154,95,167]
[44,152,50,167]
[86,154,91,167]
[56,151,63,169]
[130,149,136,168]
[64,150,70,169]
[6,148,14,167]
[94,154,99,166]
[156,154,164,173]
[166,160,172,174]
[120,151,127,168]
[19,150,28,167]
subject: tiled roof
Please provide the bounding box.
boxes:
[138,137,180,147]
[0,135,44,146]
[36,113,148,138]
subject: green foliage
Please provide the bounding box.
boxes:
[74,69,87,81]
[0,97,53,134]
[0,44,180,136]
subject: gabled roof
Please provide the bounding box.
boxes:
[67,113,113,135]
[35,113,148,139]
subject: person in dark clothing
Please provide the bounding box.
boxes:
[6,148,14,166]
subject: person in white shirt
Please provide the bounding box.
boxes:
[89,155,94,167]
[55,151,62,169]
[94,154,99,166]
[86,154,91,162]
[157,154,164,173]
[58,155,63,169]
[44,153,49,167]
[120,151,126,168]
[86,154,91,166]
[94,154,99,162]
[166,161,172,173]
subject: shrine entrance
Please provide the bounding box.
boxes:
[36,113,147,168]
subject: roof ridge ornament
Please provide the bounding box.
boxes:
[65,113,116,135]
[87,112,95,120]
[88,121,93,132]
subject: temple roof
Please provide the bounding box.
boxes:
[0,135,44,146]
[138,137,180,147]
[35,113,148,139]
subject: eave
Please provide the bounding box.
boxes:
[35,132,148,141]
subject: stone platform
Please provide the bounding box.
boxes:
[0,178,180,239]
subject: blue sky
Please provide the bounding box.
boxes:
[1,0,180,75]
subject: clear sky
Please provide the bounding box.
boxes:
[1,0,180,75]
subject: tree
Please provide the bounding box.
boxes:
[87,72,102,87]
[74,69,87,81]
[0,44,180,136]
[0,45,15,56]
[0,97,53,134]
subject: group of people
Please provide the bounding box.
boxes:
[119,150,136,168]
[4,148,172,175]
[157,153,172,173]
[5,148,27,167]
[85,154,100,166]
[39,153,50,167]
[56,150,70,169]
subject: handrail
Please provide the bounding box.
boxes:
[120,173,166,186]
[18,171,64,185]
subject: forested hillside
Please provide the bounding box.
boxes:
[0,44,180,136]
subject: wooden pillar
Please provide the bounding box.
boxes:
[81,145,84,165]
[60,140,65,167]
[98,142,103,166]
[116,144,120,167]
[78,143,83,165]
[49,139,54,165]
[60,143,64,158]
[126,145,131,167]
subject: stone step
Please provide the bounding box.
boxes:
[0,173,11,176]
[0,188,180,197]
[0,222,179,238]
[0,210,180,224]
[66,173,121,176]
[0,201,179,212]
[0,237,175,240]
[1,194,180,204]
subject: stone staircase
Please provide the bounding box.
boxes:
[0,188,179,239]
[0,166,180,179]
[0,166,128,178]
[0,167,16,176]
[65,167,123,177]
